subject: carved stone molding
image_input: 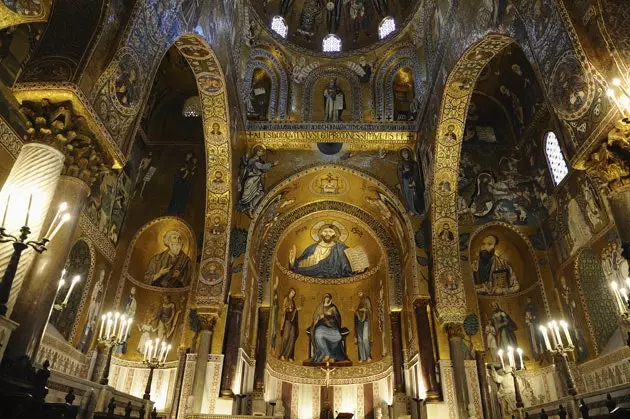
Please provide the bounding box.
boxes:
[17,97,114,186]
[12,83,126,168]
[581,118,630,191]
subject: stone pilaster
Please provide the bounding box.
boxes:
[191,314,216,414]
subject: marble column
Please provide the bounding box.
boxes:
[254,307,269,391]
[6,175,89,360]
[447,324,469,419]
[413,299,439,400]
[191,315,216,414]
[390,311,406,393]
[220,295,245,397]
[0,143,65,317]
[475,350,491,419]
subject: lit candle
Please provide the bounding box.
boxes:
[540,326,552,351]
[516,348,524,370]
[144,341,150,361]
[99,314,106,339]
[24,193,32,227]
[113,312,120,339]
[106,319,113,339]
[507,346,515,369]
[44,202,68,238]
[153,339,160,358]
[57,278,66,293]
[159,342,166,362]
[612,282,626,312]
[146,343,153,361]
[625,277,630,291]
[163,345,172,363]
[547,322,558,349]
[621,288,629,303]
[118,315,126,340]
[122,319,131,341]
[48,213,71,240]
[106,312,112,337]
[560,320,573,347]
[498,349,505,370]
[62,275,81,305]
[1,193,10,228]
[551,321,563,347]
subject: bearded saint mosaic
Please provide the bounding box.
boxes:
[144,229,193,288]
[472,234,520,295]
[288,221,369,278]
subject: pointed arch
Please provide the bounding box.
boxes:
[172,34,233,307]
[243,60,279,120]
[302,65,362,121]
[246,47,289,119]
[375,46,425,120]
[431,34,515,323]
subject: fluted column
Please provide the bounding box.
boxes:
[6,176,89,359]
[220,295,245,397]
[390,311,405,393]
[447,324,469,419]
[254,307,269,391]
[0,143,64,317]
[191,315,216,413]
[413,299,439,400]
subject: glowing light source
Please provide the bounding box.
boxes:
[544,132,569,186]
[379,17,396,39]
[182,95,201,117]
[271,15,288,38]
[323,34,342,53]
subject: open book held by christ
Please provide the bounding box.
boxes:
[344,246,369,273]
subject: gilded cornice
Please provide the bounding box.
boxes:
[246,130,416,151]
[12,82,126,168]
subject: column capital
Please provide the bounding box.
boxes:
[445,323,465,339]
[581,118,630,192]
[17,98,116,187]
[199,314,217,332]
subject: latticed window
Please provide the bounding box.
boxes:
[323,34,342,53]
[544,132,569,186]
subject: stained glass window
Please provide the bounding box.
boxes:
[544,132,569,186]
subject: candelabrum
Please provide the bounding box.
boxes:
[539,320,577,395]
[497,346,525,409]
[98,311,133,385]
[142,338,171,400]
[0,198,70,316]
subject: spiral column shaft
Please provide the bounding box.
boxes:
[0,143,64,316]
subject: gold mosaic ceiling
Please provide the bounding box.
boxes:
[251,0,421,54]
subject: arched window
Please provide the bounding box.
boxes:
[323,34,342,53]
[544,131,569,186]
[270,16,288,39]
[378,17,396,39]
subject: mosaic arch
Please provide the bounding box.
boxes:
[245,47,289,119]
[468,221,551,316]
[242,164,418,309]
[171,34,233,308]
[243,60,279,120]
[302,65,362,121]
[374,46,425,120]
[431,34,516,323]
